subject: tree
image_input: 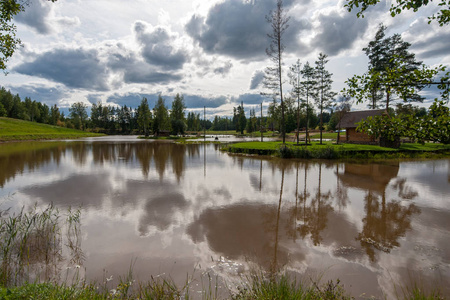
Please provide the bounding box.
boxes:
[300,62,316,145]
[289,59,302,144]
[170,93,186,135]
[235,102,246,134]
[69,102,88,130]
[1,0,57,72]
[343,25,444,110]
[0,102,6,117]
[50,104,60,125]
[153,95,169,135]
[263,0,290,144]
[344,0,450,26]
[137,97,152,137]
[362,24,389,109]
[314,53,336,144]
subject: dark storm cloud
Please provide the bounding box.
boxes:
[312,11,368,56]
[14,48,110,91]
[123,68,183,84]
[134,21,189,70]
[250,70,265,89]
[107,93,160,108]
[15,0,52,34]
[232,93,264,105]
[185,0,309,60]
[183,94,228,109]
[106,93,227,109]
[6,85,67,106]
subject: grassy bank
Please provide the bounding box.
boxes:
[0,274,443,299]
[0,117,103,142]
[224,141,450,159]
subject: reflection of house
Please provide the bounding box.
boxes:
[336,162,399,194]
[337,109,386,144]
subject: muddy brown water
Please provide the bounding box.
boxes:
[0,137,449,298]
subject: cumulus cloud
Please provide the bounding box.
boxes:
[185,0,309,60]
[192,54,234,77]
[250,70,265,89]
[106,42,183,85]
[404,18,450,59]
[14,48,110,91]
[15,0,53,34]
[312,11,368,56]
[134,21,189,70]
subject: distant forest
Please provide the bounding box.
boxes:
[0,86,323,135]
[0,86,428,136]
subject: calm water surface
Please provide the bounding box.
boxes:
[0,137,449,299]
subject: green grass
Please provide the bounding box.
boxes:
[224,141,450,159]
[0,117,103,142]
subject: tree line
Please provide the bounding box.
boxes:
[0,89,214,135]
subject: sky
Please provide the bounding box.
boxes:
[2,0,450,118]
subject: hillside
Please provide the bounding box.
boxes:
[0,117,103,142]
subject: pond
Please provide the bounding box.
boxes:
[0,137,449,298]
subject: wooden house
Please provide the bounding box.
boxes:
[337,109,387,144]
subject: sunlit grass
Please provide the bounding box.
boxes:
[0,117,102,142]
[224,141,450,159]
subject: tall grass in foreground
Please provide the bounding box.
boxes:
[0,205,83,287]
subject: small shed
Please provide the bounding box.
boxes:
[337,109,387,144]
[156,130,171,137]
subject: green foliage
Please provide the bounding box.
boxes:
[0,102,6,117]
[226,140,450,159]
[345,0,450,26]
[136,97,152,137]
[170,93,186,135]
[343,24,445,110]
[357,99,450,145]
[69,102,88,131]
[153,95,170,134]
[232,273,352,300]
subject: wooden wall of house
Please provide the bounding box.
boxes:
[345,128,377,143]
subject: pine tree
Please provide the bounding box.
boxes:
[137,98,152,137]
[170,93,186,135]
[314,53,336,144]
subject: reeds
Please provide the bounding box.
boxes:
[0,204,83,287]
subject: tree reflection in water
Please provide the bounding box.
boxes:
[1,141,441,297]
[357,191,420,262]
[338,162,421,262]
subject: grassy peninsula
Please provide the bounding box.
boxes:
[224,141,450,159]
[0,117,103,142]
